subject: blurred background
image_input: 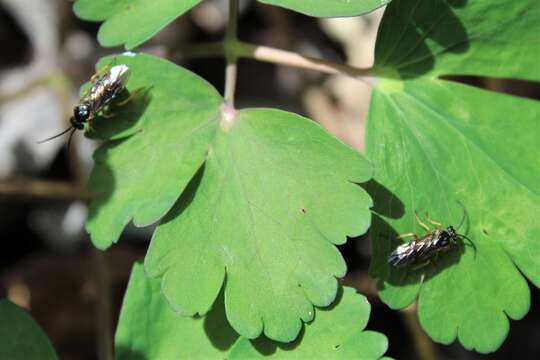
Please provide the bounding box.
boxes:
[1,0,539,359]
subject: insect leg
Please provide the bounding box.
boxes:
[426,213,443,230]
[396,232,418,240]
[89,70,101,84]
[101,110,115,118]
[413,254,439,271]
[91,58,117,84]
[115,88,143,106]
[412,261,430,271]
[414,211,431,233]
[90,62,110,84]
[98,104,115,119]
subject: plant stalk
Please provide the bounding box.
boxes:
[237,41,373,78]
[93,249,114,360]
[173,40,373,80]
[400,304,438,360]
[223,0,240,105]
[0,178,92,201]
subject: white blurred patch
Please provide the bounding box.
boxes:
[62,201,88,237]
[29,202,88,251]
[0,0,64,177]
[0,0,60,63]
[304,8,385,152]
[64,31,94,61]
[0,89,64,176]
[191,0,249,33]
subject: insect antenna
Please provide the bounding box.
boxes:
[37,126,74,144]
[458,234,477,259]
[65,128,77,153]
[456,200,469,231]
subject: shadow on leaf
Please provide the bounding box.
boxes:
[85,87,153,141]
[86,139,121,235]
[115,346,146,360]
[203,287,240,352]
[86,88,153,237]
[157,163,205,226]
[365,180,405,219]
[371,214,465,290]
[247,287,346,356]
[378,0,470,78]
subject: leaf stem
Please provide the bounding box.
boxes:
[174,40,374,80]
[223,0,240,105]
[0,177,92,201]
[237,41,373,78]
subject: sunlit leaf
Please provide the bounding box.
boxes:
[87,53,373,341]
[115,263,237,359]
[228,288,388,360]
[73,0,203,49]
[145,107,372,342]
[367,0,540,353]
[86,53,221,250]
[116,263,389,360]
[258,0,390,17]
[73,0,391,49]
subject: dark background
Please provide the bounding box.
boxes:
[1,1,539,359]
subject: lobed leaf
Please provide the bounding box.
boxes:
[374,0,540,80]
[86,53,222,249]
[0,300,58,360]
[145,107,372,341]
[73,0,203,49]
[73,0,391,49]
[228,288,388,360]
[87,53,373,341]
[115,262,236,359]
[367,0,540,353]
[258,0,390,17]
[116,262,389,359]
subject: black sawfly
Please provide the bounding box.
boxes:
[388,207,476,268]
[39,61,131,149]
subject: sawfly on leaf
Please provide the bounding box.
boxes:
[39,60,134,149]
[388,207,476,269]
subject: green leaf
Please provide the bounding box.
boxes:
[258,0,390,17]
[367,0,540,353]
[86,53,222,250]
[73,0,203,49]
[373,0,540,80]
[115,262,237,359]
[145,107,372,342]
[116,263,389,360]
[0,300,58,360]
[87,53,373,341]
[73,0,391,49]
[228,288,388,360]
